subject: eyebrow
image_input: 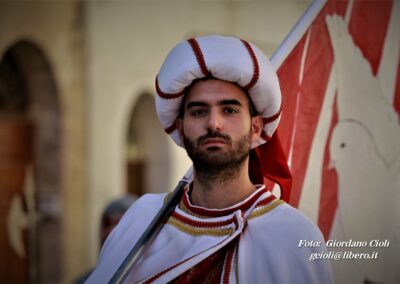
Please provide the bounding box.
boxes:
[186,99,243,109]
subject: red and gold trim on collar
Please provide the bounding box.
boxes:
[247,196,284,220]
[167,211,237,237]
[166,185,284,236]
[180,185,267,218]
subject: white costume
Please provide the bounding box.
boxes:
[87,35,333,283]
[87,185,332,283]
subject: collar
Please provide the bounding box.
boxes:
[166,184,284,237]
[181,184,270,218]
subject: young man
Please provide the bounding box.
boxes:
[87,35,333,283]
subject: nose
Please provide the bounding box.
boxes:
[207,109,223,131]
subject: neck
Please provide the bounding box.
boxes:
[191,159,255,209]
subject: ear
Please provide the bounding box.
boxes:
[250,115,263,143]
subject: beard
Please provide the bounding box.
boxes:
[183,128,252,183]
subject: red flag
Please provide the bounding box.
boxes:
[273,0,399,282]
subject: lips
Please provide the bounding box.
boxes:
[197,130,232,147]
[202,138,227,146]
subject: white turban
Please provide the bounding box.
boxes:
[155,35,282,148]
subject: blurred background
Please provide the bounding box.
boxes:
[0,1,310,283]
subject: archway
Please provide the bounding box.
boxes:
[0,40,61,284]
[126,93,171,196]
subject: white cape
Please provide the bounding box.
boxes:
[87,185,333,283]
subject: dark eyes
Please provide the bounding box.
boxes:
[190,107,238,117]
[223,107,238,114]
[190,109,207,117]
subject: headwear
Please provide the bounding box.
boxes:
[155,35,292,201]
[102,195,137,220]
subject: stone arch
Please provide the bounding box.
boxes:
[0,40,61,283]
[126,93,171,196]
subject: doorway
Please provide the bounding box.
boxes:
[0,40,61,284]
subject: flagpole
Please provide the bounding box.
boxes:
[109,167,193,283]
[271,0,326,70]
[109,1,327,282]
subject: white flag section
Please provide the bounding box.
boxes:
[273,0,400,282]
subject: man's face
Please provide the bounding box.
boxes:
[177,79,262,171]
